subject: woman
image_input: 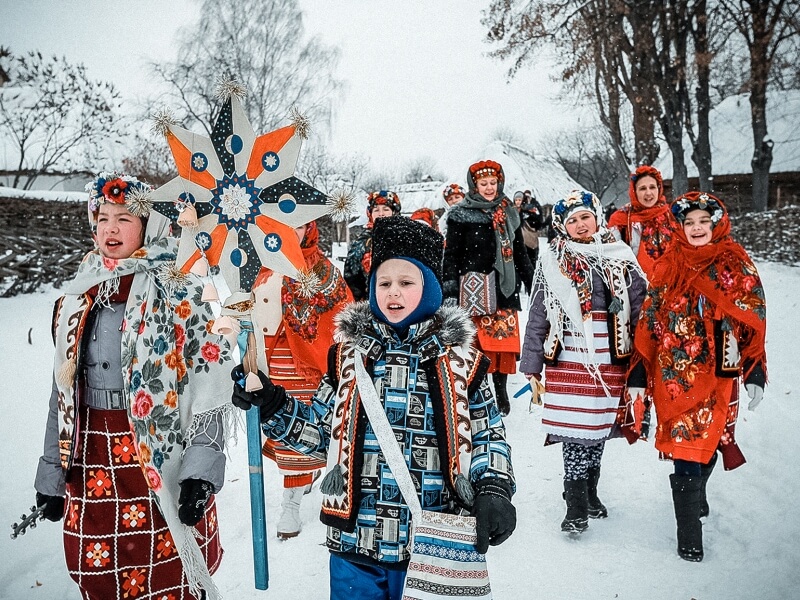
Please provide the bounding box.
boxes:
[343,190,401,301]
[252,220,352,539]
[443,160,534,416]
[630,191,767,562]
[608,165,675,276]
[519,190,646,534]
[33,172,234,599]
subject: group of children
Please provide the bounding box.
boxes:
[34,160,767,600]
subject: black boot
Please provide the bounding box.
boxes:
[492,373,511,416]
[670,474,704,562]
[587,467,608,519]
[699,452,718,518]
[561,479,589,533]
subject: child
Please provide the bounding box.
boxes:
[251,220,352,539]
[629,191,767,562]
[232,216,516,599]
[343,190,401,301]
[519,190,646,534]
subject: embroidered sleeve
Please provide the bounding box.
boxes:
[468,377,515,493]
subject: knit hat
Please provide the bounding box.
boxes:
[410,207,439,229]
[85,171,152,230]
[442,183,465,201]
[369,216,444,329]
[366,190,401,218]
[672,191,725,227]
[551,190,605,237]
[513,191,524,200]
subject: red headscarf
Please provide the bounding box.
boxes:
[608,165,674,274]
[635,192,767,386]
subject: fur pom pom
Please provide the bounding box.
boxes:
[215,74,247,101]
[289,106,311,140]
[151,108,177,136]
[328,190,355,223]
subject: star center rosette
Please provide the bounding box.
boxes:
[148,81,353,590]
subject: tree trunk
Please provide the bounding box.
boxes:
[691,0,713,191]
[748,3,774,213]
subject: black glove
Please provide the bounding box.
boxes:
[472,480,516,554]
[178,478,214,526]
[230,365,288,421]
[35,492,65,522]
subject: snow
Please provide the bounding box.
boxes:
[0,185,85,203]
[1,262,799,599]
[656,89,800,179]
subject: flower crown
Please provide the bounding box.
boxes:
[443,183,465,199]
[469,160,503,184]
[672,192,724,226]
[553,190,597,218]
[85,171,153,218]
[366,190,401,212]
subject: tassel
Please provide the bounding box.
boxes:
[201,283,219,303]
[57,356,77,388]
[177,203,198,229]
[211,315,240,336]
[190,257,209,277]
[320,464,345,496]
[245,371,263,392]
[608,296,623,314]
[455,473,475,507]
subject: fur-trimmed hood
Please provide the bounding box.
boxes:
[335,301,476,350]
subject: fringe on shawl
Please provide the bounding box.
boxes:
[182,403,242,464]
[178,526,221,600]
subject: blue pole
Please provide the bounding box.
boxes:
[238,324,269,590]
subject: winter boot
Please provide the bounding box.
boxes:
[561,479,589,533]
[670,474,704,562]
[699,452,718,518]
[492,373,511,416]
[277,486,304,540]
[587,466,608,519]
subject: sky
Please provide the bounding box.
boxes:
[0,255,798,598]
[0,0,584,178]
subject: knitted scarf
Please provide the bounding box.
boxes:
[460,192,521,298]
[635,202,767,391]
[53,215,234,599]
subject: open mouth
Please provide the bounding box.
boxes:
[386,302,405,312]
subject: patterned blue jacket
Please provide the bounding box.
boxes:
[262,302,515,565]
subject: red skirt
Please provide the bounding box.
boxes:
[64,405,222,600]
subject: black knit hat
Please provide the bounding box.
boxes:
[370,216,444,282]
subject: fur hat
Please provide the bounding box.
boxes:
[551,190,605,237]
[366,190,401,218]
[672,191,725,226]
[442,183,465,201]
[369,216,444,329]
[85,171,152,230]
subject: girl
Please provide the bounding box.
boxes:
[520,190,646,533]
[630,191,767,561]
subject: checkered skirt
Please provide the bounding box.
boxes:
[63,405,221,600]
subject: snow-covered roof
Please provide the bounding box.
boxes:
[0,185,84,202]
[656,89,800,179]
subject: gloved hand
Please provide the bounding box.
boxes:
[230,365,288,421]
[178,478,214,526]
[746,383,764,411]
[527,374,545,406]
[35,492,65,522]
[472,480,516,554]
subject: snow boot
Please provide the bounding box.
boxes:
[561,479,589,533]
[699,452,718,518]
[670,474,704,562]
[587,466,608,519]
[277,486,304,540]
[492,373,511,416]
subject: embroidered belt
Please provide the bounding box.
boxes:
[84,388,128,410]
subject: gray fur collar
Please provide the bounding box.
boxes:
[447,203,493,224]
[335,302,475,348]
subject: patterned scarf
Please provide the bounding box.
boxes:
[53,215,234,598]
[460,193,521,298]
[635,201,767,389]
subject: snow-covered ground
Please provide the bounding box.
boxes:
[0,261,798,599]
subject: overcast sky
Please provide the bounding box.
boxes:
[1,0,585,177]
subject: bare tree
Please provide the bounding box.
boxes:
[149,0,344,136]
[0,49,122,189]
[401,156,446,184]
[718,0,800,211]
